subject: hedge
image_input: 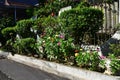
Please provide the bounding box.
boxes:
[59,7,103,44]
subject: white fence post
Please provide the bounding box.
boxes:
[58,6,72,16]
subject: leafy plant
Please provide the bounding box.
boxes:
[35,16,76,61]
[108,54,120,75]
[76,2,90,9]
[13,38,38,55]
[33,17,46,34]
[0,16,15,30]
[42,16,61,35]
[110,44,120,57]
[1,27,16,52]
[38,33,75,62]
[16,19,35,38]
[2,27,16,40]
[75,51,105,71]
[35,0,81,17]
[59,6,103,44]
[0,16,15,45]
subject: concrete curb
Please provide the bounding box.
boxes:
[6,53,119,80]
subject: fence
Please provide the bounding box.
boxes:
[82,0,119,46]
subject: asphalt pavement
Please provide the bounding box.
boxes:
[0,59,69,80]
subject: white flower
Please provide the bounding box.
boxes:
[47,37,51,39]
[55,35,59,37]
[86,50,90,53]
[82,52,86,55]
[43,40,45,43]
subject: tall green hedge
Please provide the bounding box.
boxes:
[2,27,16,40]
[1,27,16,48]
[16,19,35,38]
[59,7,103,44]
[0,16,15,45]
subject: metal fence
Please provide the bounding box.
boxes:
[82,0,119,46]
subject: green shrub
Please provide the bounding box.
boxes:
[75,51,104,71]
[76,2,90,9]
[36,16,76,62]
[0,16,15,45]
[34,17,45,33]
[2,27,16,40]
[108,54,120,75]
[1,27,16,51]
[110,44,120,57]
[0,16,15,30]
[35,0,81,17]
[38,33,75,62]
[13,38,37,55]
[59,7,103,44]
[34,16,60,37]
[36,16,60,35]
[110,59,120,75]
[42,16,60,35]
[16,19,35,38]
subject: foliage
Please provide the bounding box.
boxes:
[104,0,114,4]
[4,39,15,54]
[42,16,61,34]
[33,16,61,40]
[0,16,15,30]
[35,0,81,17]
[38,0,47,5]
[38,33,75,62]
[1,27,16,52]
[26,8,36,17]
[35,16,76,61]
[110,44,120,57]
[13,38,38,55]
[108,54,120,75]
[59,7,103,44]
[76,2,90,9]
[16,19,35,38]
[33,17,46,34]
[75,50,103,71]
[2,27,16,40]
[1,0,118,75]
[0,16,15,45]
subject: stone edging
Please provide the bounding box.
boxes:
[6,53,120,80]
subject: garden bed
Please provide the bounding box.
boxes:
[0,1,120,80]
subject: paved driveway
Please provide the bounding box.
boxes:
[0,59,69,80]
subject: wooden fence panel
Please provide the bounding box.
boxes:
[90,1,119,33]
[84,0,120,45]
